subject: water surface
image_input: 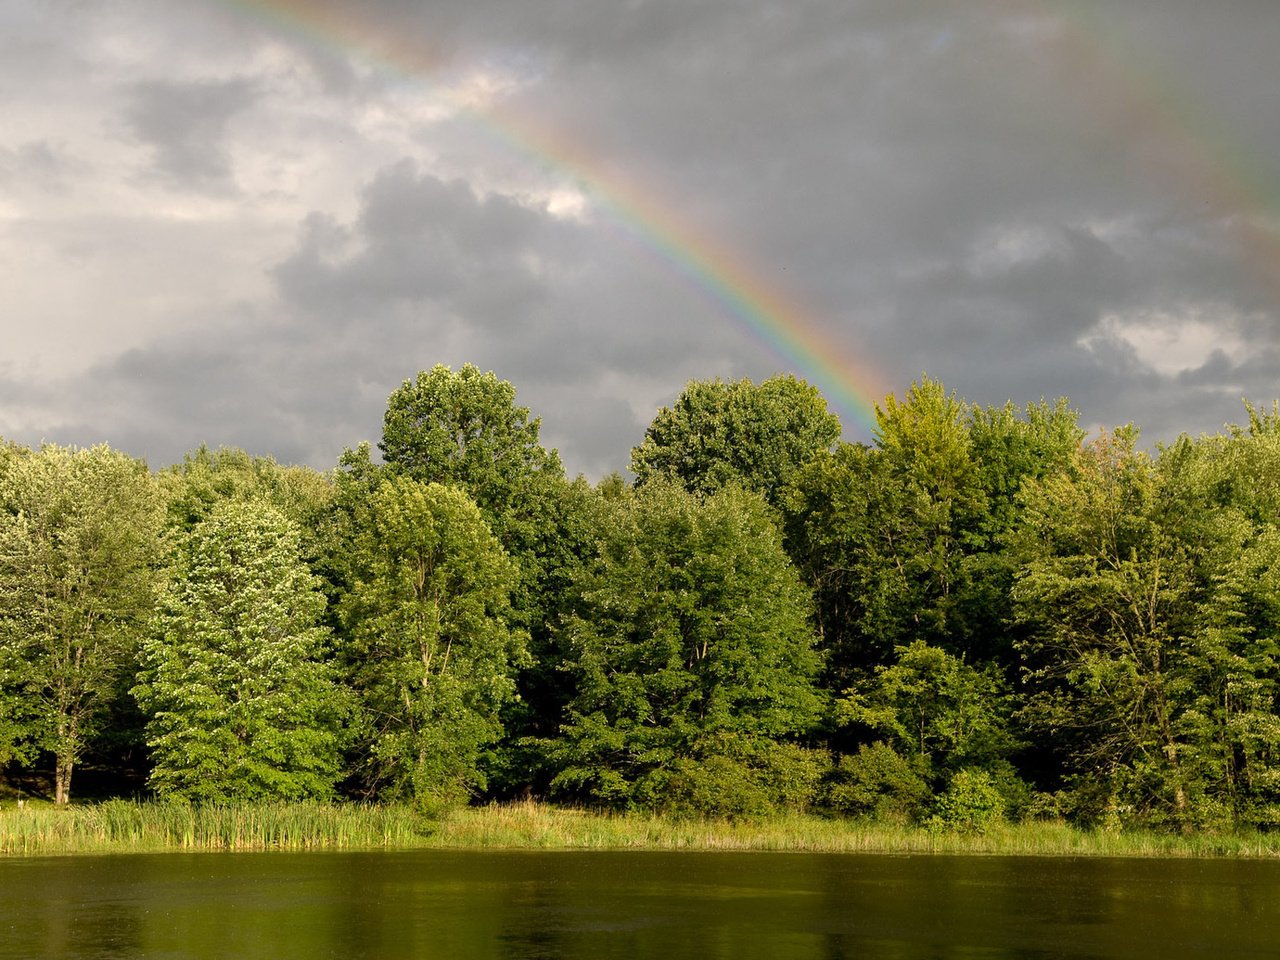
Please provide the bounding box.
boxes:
[1,850,1276,959]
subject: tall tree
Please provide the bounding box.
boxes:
[134,500,347,802]
[631,374,841,504]
[783,383,1079,680]
[337,477,526,806]
[1012,428,1205,826]
[377,365,589,791]
[0,444,162,803]
[158,445,334,561]
[550,481,825,814]
[380,363,563,528]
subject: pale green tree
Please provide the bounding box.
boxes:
[0,444,162,803]
[134,500,347,801]
[337,478,526,806]
[158,445,335,563]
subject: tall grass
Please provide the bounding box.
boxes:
[0,800,432,855]
[4,799,1280,857]
[428,800,1280,858]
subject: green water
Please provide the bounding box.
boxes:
[1,850,1276,958]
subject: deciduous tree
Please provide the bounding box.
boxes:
[134,500,347,802]
[550,481,824,813]
[631,374,840,504]
[337,478,526,806]
[0,444,162,803]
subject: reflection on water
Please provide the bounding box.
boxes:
[1,849,1277,959]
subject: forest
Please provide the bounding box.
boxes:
[2,364,1279,835]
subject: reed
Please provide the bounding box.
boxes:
[0,799,432,855]
[4,798,1280,858]
[426,801,1280,858]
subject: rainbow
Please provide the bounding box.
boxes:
[217,0,888,434]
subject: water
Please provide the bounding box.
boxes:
[1,850,1277,959]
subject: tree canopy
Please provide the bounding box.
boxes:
[631,374,840,503]
[134,500,346,802]
[8,369,1280,834]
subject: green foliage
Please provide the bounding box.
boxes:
[158,445,334,541]
[381,363,563,504]
[12,373,1280,837]
[337,478,526,806]
[0,444,162,803]
[926,768,1007,833]
[549,481,824,812]
[783,381,1078,680]
[836,640,1018,776]
[134,500,347,802]
[1012,428,1206,827]
[379,363,565,582]
[631,374,840,503]
[826,742,931,821]
[376,365,581,788]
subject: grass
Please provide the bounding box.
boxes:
[4,798,1280,858]
[0,799,432,855]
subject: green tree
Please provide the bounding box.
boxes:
[337,478,526,806]
[0,444,162,804]
[158,445,334,562]
[380,363,563,532]
[1012,428,1204,826]
[134,500,346,802]
[1172,418,1280,826]
[831,639,1022,822]
[550,481,825,813]
[631,374,841,504]
[377,365,596,795]
[837,640,1018,775]
[783,384,1079,680]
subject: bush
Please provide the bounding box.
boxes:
[825,742,931,822]
[926,768,1006,833]
[635,740,825,818]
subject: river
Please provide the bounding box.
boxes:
[1,850,1276,958]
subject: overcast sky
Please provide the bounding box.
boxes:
[3,0,1278,477]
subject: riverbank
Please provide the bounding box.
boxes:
[3,798,1279,857]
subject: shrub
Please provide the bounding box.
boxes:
[826,742,931,822]
[927,768,1006,833]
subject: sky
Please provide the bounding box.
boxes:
[2,0,1278,477]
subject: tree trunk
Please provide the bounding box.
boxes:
[54,753,73,805]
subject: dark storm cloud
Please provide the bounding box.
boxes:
[273,161,549,316]
[5,0,1280,474]
[122,77,258,187]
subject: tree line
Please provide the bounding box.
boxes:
[2,364,1279,832]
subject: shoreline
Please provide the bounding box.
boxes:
[3,799,1280,859]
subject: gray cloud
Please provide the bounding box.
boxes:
[122,77,258,187]
[2,0,1279,475]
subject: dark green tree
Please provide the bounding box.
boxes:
[377,365,595,794]
[549,481,825,814]
[380,363,563,530]
[783,383,1079,680]
[337,477,526,806]
[830,640,1022,821]
[1012,428,1205,827]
